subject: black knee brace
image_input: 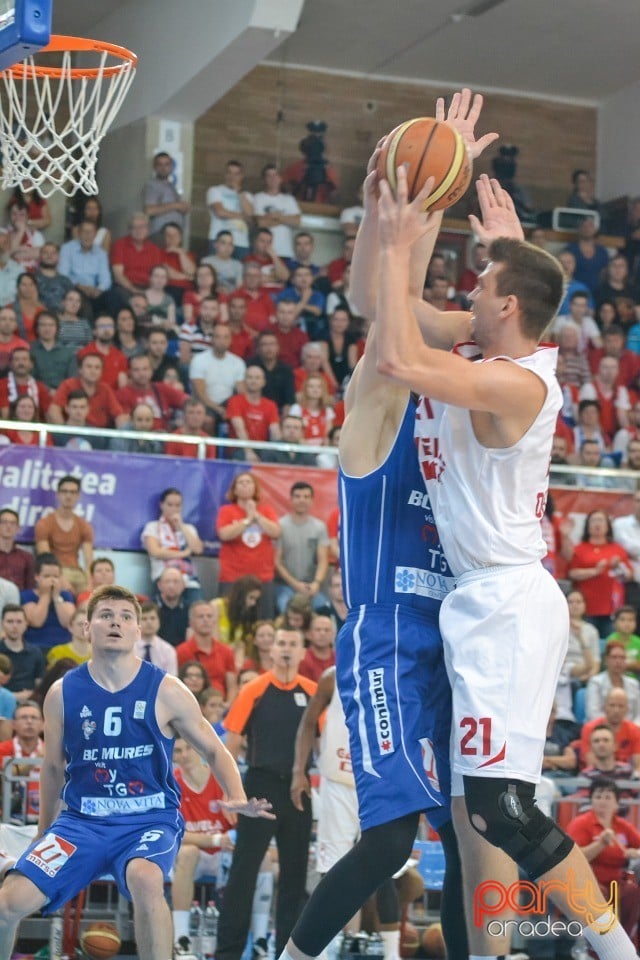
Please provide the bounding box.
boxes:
[463,776,574,880]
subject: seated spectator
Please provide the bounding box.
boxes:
[155,566,190,648]
[566,778,640,940]
[178,660,210,697]
[160,222,196,304]
[285,231,321,278]
[0,604,45,701]
[0,347,49,419]
[567,589,601,675]
[145,264,177,334]
[253,163,302,259]
[71,196,111,252]
[596,254,638,312]
[325,263,360,318]
[116,353,187,431]
[242,620,275,674]
[46,606,91,666]
[29,311,77,390]
[77,313,128,391]
[201,229,242,295]
[0,654,16,739]
[0,305,28,375]
[0,228,22,309]
[597,300,619,333]
[176,601,237,705]
[582,724,634,786]
[556,322,592,388]
[280,593,313,635]
[198,687,226,735]
[569,510,633,637]
[586,640,640,722]
[579,356,630,440]
[554,290,602,354]
[171,736,234,955]
[233,262,276,336]
[263,413,317,466]
[225,294,254,360]
[321,307,358,393]
[290,373,335,445]
[580,688,640,773]
[50,389,99,450]
[0,699,44,761]
[227,364,281,462]
[299,614,336,682]
[613,406,640,465]
[318,568,348,636]
[47,353,129,427]
[250,329,295,413]
[182,263,219,325]
[133,600,178,674]
[165,398,216,460]
[457,241,487,300]
[323,237,354,292]
[243,226,289,294]
[589,325,640,391]
[271,299,309,370]
[423,275,460,312]
[142,487,203,603]
[541,704,578,776]
[216,472,280,618]
[565,218,611,296]
[20,553,75,653]
[149,330,182,386]
[294,342,338,400]
[76,556,115,605]
[604,606,640,676]
[212,574,263,667]
[58,220,111,316]
[57,288,92,350]
[573,399,608,457]
[0,395,51,447]
[276,265,326,340]
[567,169,600,212]
[109,212,163,310]
[7,202,44,271]
[13,272,44,341]
[274,481,329,613]
[108,402,164,454]
[128,290,152,335]
[0,508,35,590]
[114,306,145,360]
[178,294,220,363]
[0,575,19,618]
[34,242,74,315]
[189,323,246,432]
[11,186,50,231]
[34,475,93,594]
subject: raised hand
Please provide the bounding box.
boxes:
[377,166,436,250]
[220,796,275,819]
[435,88,499,160]
[468,174,525,244]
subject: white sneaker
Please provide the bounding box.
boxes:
[175,936,198,960]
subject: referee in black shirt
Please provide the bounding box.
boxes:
[217,628,317,960]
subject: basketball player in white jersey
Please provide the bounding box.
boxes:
[374,164,639,960]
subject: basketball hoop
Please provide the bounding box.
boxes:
[0,35,137,197]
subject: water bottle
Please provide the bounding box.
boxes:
[49,913,63,960]
[200,900,219,958]
[189,900,203,956]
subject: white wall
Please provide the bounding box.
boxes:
[598,79,640,201]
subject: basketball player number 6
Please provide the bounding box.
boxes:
[460,716,492,755]
[104,706,122,736]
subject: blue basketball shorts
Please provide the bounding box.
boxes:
[336,603,451,832]
[13,808,184,913]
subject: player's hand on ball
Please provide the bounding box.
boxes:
[378,166,436,248]
[436,88,499,160]
[469,174,525,244]
[221,796,276,819]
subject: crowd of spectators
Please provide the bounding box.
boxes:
[3,160,640,952]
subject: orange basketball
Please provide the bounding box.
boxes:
[421,922,445,958]
[80,921,122,960]
[376,117,472,211]
[400,921,420,958]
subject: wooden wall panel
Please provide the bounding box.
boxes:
[192,65,597,248]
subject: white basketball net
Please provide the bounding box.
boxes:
[0,44,136,197]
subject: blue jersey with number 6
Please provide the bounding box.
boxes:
[61,660,180,821]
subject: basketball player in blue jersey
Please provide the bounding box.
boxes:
[0,585,273,960]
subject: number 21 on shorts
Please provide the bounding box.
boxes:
[459,716,492,756]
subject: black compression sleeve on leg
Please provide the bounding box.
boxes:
[375,877,399,926]
[438,819,469,960]
[291,812,419,957]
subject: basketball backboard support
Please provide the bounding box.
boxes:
[0,0,51,71]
